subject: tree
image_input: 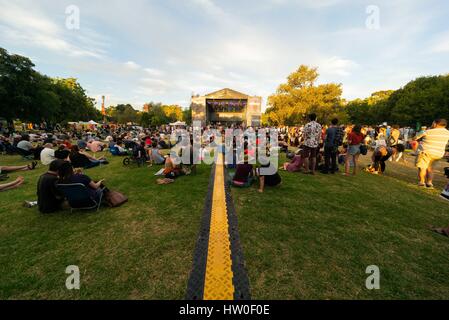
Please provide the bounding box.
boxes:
[265,65,343,125]
[183,106,192,125]
[346,91,394,125]
[0,47,101,124]
[162,105,183,123]
[107,104,139,124]
[345,75,449,127]
[0,47,38,122]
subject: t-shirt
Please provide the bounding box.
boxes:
[233,164,253,183]
[69,152,91,168]
[151,148,165,164]
[37,173,62,213]
[40,148,56,166]
[421,128,449,158]
[303,121,322,148]
[69,174,97,199]
[347,132,364,145]
[17,140,33,151]
[325,127,338,147]
[88,141,103,153]
[258,164,282,187]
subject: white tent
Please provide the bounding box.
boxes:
[88,120,99,125]
[169,121,186,126]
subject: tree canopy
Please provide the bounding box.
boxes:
[265,65,345,126]
[0,47,101,124]
[265,64,449,127]
[346,75,449,127]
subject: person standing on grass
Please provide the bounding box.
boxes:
[322,118,344,174]
[302,113,322,175]
[344,125,365,176]
[414,119,449,188]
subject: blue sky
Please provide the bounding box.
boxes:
[0,0,448,111]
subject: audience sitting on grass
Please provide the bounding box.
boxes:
[87,139,105,154]
[58,161,106,203]
[282,151,304,172]
[16,134,42,159]
[150,141,166,165]
[0,176,25,192]
[256,162,282,193]
[40,143,56,165]
[55,144,70,160]
[16,134,35,156]
[1,162,38,189]
[231,160,254,188]
[69,145,108,169]
[0,162,38,176]
[37,159,65,213]
[157,156,191,185]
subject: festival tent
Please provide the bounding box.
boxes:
[88,120,99,125]
[169,121,186,126]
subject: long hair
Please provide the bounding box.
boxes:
[58,161,74,184]
[70,145,80,157]
[352,125,362,135]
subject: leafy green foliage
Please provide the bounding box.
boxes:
[346,76,449,126]
[265,65,345,125]
[0,47,101,124]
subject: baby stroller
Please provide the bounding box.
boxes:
[123,143,147,167]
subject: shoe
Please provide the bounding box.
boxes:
[440,191,449,202]
[28,161,38,170]
[426,184,434,189]
[23,201,37,208]
[418,183,426,187]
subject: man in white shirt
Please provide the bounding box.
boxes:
[414,119,449,188]
[40,144,56,166]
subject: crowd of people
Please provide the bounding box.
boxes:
[1,118,449,236]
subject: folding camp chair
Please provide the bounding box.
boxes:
[57,183,104,212]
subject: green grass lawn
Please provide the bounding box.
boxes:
[233,154,449,300]
[0,155,210,300]
[1,152,448,300]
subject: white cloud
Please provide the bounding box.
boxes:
[319,56,358,76]
[144,68,164,76]
[429,31,449,53]
[0,1,107,59]
[124,61,141,70]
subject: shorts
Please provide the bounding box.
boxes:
[415,152,440,170]
[348,144,361,156]
[303,146,318,158]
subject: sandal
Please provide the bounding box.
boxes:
[28,161,38,170]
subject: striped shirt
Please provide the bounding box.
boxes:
[420,128,449,158]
